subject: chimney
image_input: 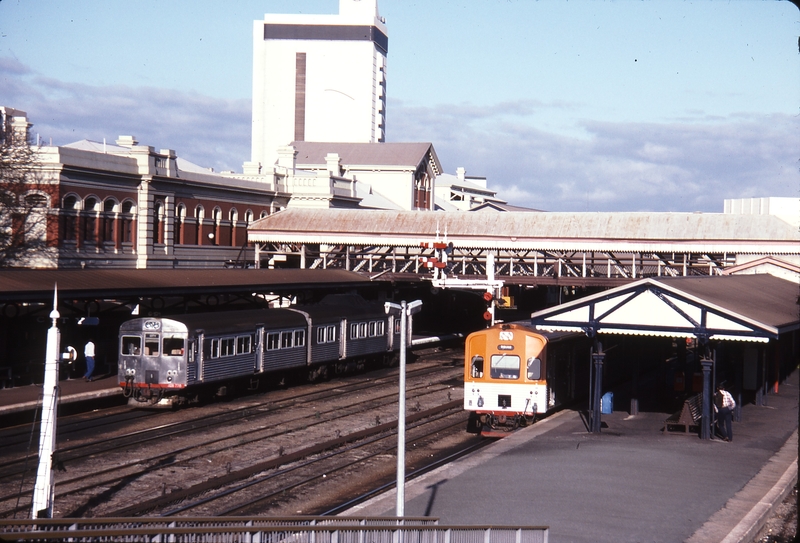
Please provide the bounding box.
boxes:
[325,153,342,176]
[116,135,138,147]
[456,167,466,182]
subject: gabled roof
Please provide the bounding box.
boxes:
[721,256,800,276]
[530,274,800,342]
[291,141,442,174]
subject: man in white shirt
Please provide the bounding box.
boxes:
[714,384,736,442]
[83,340,96,382]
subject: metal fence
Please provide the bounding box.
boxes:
[0,517,548,543]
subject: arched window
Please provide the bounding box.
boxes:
[121,200,136,244]
[174,203,186,245]
[61,194,80,242]
[24,192,49,208]
[245,210,254,225]
[153,200,164,244]
[211,207,222,246]
[195,205,205,245]
[102,198,117,244]
[260,210,268,219]
[83,197,99,242]
[228,208,238,246]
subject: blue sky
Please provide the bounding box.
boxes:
[1,0,798,212]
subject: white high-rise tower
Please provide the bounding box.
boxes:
[249,0,387,172]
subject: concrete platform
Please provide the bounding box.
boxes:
[348,370,798,543]
[0,374,122,418]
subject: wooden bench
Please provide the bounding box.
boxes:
[663,393,703,434]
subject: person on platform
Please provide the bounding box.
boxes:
[83,339,96,382]
[714,384,735,442]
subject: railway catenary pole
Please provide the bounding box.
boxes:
[385,299,423,517]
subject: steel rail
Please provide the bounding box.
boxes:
[0,366,461,518]
[105,400,464,517]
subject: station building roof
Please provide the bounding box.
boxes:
[291,141,442,173]
[247,209,800,255]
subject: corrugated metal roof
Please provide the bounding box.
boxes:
[247,209,800,253]
[655,275,800,330]
[531,275,800,341]
[0,268,372,302]
[291,142,440,171]
[531,274,799,340]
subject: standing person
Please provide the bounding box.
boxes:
[714,384,735,442]
[83,339,96,382]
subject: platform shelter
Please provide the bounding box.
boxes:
[530,274,799,437]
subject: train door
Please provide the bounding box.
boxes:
[196,332,205,382]
[187,338,198,383]
[339,319,347,359]
[255,326,265,372]
[386,315,395,351]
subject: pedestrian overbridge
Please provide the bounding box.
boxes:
[246,209,800,287]
[529,274,799,437]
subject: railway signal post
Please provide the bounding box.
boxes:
[32,286,76,519]
[384,299,422,517]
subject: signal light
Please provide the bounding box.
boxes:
[482,291,493,302]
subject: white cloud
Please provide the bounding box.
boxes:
[388,99,799,212]
[1,60,251,172]
[3,57,797,212]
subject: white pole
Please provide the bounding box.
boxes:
[32,285,60,519]
[396,301,407,517]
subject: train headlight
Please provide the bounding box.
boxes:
[477,396,484,408]
[167,375,173,382]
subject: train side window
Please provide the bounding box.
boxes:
[471,356,484,378]
[163,337,185,356]
[326,325,336,342]
[317,327,326,344]
[144,333,160,356]
[394,320,401,334]
[281,331,293,349]
[221,338,235,357]
[527,357,542,380]
[211,339,220,358]
[358,322,367,338]
[294,329,305,347]
[376,321,385,336]
[122,336,141,355]
[350,323,358,339]
[237,335,251,354]
[266,332,279,351]
[490,354,520,380]
[368,321,377,337]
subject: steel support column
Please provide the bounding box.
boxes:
[591,342,604,433]
[700,358,713,440]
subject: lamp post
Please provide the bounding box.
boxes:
[384,299,422,517]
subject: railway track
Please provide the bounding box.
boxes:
[110,399,468,517]
[0,354,466,519]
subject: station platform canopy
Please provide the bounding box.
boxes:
[530,274,799,343]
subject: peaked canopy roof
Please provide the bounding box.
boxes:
[530,274,799,342]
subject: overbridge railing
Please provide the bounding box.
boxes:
[257,242,734,281]
[0,518,549,543]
